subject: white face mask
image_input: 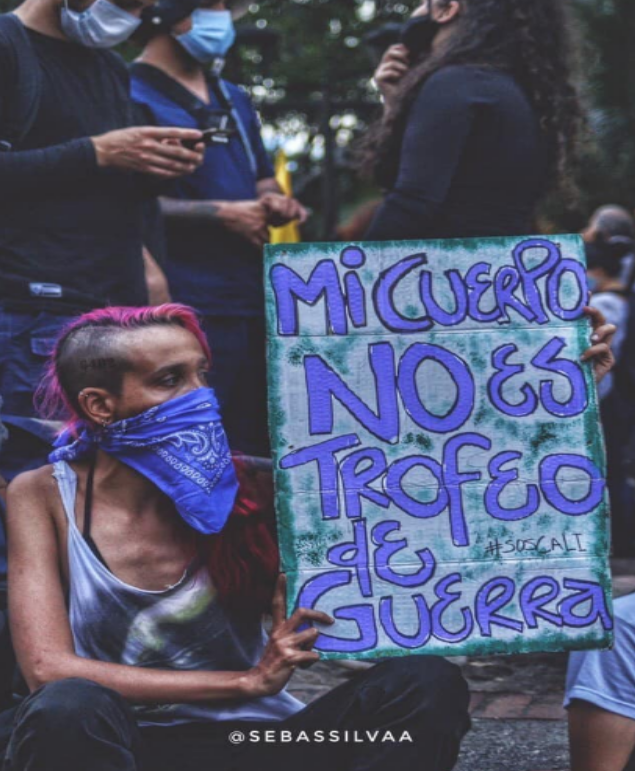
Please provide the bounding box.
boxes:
[60,0,142,49]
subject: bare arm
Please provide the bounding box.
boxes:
[142,247,171,306]
[158,178,307,244]
[159,197,269,249]
[8,473,330,703]
[159,198,221,224]
[7,472,254,704]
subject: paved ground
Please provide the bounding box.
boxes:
[286,559,635,771]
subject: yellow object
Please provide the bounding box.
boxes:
[270,151,301,244]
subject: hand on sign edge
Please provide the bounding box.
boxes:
[581,306,616,384]
[247,574,334,697]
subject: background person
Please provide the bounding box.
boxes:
[583,205,635,287]
[584,207,635,557]
[130,0,308,457]
[3,304,470,771]
[567,595,635,771]
[0,0,205,663]
[586,240,631,401]
[586,239,634,556]
[563,310,635,771]
[0,0,205,434]
[360,0,582,241]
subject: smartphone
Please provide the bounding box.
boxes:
[182,129,220,151]
[183,119,234,150]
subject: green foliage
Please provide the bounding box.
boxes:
[545,0,635,229]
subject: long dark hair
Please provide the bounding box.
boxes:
[361,0,583,193]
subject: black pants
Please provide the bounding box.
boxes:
[201,315,270,458]
[2,658,470,771]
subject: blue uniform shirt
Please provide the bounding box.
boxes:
[131,73,274,316]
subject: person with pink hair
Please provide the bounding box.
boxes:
[1,303,481,771]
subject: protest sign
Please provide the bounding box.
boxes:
[265,235,613,659]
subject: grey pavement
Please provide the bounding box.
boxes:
[455,719,568,771]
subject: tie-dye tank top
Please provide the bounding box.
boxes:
[53,460,304,727]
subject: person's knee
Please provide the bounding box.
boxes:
[6,678,139,769]
[369,657,470,725]
[376,656,466,696]
[16,677,131,734]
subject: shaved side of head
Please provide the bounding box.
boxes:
[36,304,211,426]
[55,325,139,413]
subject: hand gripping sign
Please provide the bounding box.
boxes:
[265,235,613,660]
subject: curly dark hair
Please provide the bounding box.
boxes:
[361,0,583,195]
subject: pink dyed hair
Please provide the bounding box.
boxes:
[36,304,211,434]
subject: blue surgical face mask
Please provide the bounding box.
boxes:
[61,0,142,49]
[49,387,239,535]
[174,9,236,64]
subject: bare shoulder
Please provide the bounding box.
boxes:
[7,465,59,518]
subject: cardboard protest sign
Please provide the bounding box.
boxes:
[265,235,613,660]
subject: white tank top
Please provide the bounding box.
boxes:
[53,460,304,726]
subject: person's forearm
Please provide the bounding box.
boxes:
[28,652,256,704]
[159,197,223,224]
[143,247,171,306]
[257,178,282,197]
[0,138,97,196]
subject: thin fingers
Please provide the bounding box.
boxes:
[581,342,613,362]
[141,126,203,142]
[378,65,408,82]
[382,62,409,74]
[292,626,321,649]
[286,607,335,631]
[386,44,410,61]
[288,651,321,668]
[590,323,617,345]
[151,142,203,165]
[583,305,607,331]
[145,165,193,179]
[143,156,199,175]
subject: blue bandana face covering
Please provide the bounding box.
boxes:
[50,387,239,535]
[174,9,236,64]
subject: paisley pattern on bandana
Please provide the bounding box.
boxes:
[149,424,233,494]
[50,388,239,534]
